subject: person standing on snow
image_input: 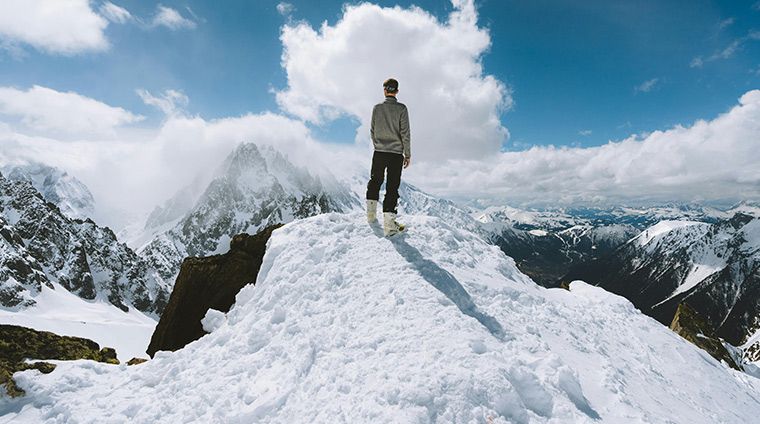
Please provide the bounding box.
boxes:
[366,78,411,236]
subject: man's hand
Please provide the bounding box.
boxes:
[403,157,411,169]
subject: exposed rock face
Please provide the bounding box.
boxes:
[146,224,282,357]
[669,302,739,370]
[0,173,169,314]
[0,324,119,397]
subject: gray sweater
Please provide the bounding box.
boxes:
[370,96,411,158]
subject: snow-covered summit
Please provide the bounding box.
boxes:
[5,213,760,422]
[2,162,95,221]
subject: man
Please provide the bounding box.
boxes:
[366,78,411,236]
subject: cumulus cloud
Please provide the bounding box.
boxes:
[99,2,132,24]
[635,78,660,93]
[152,5,196,30]
[0,0,109,55]
[406,90,760,207]
[137,88,190,117]
[0,85,144,136]
[276,0,511,162]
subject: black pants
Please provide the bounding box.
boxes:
[366,151,404,213]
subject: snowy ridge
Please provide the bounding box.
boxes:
[634,220,707,248]
[4,213,760,422]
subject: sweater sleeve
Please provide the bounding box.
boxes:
[400,106,411,158]
[370,105,377,144]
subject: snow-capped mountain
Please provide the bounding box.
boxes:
[4,213,760,422]
[471,202,760,286]
[2,162,95,221]
[138,142,360,281]
[0,172,169,317]
[564,213,760,349]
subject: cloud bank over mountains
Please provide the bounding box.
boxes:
[0,0,758,215]
[410,89,760,207]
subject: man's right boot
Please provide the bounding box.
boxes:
[383,212,404,236]
[366,199,378,222]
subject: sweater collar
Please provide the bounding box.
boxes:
[384,96,398,103]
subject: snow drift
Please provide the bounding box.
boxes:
[3,213,760,423]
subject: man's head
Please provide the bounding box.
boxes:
[383,78,399,97]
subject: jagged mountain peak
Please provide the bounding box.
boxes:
[2,161,95,221]
[137,141,360,281]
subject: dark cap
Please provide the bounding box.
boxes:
[383,78,398,93]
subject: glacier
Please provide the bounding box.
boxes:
[2,213,760,423]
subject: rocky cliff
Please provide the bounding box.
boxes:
[147,224,282,357]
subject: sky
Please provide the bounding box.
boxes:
[1,0,759,220]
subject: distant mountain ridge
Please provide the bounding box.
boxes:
[473,202,760,286]
[564,213,760,348]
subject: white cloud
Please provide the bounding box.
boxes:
[99,2,132,24]
[277,3,295,17]
[406,90,760,207]
[0,85,144,136]
[579,130,592,136]
[137,88,190,117]
[152,5,196,30]
[0,0,109,55]
[276,0,511,162]
[690,57,704,68]
[635,78,660,93]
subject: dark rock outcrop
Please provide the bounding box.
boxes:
[0,324,119,397]
[669,302,740,370]
[146,224,282,357]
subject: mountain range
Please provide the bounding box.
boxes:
[564,213,760,350]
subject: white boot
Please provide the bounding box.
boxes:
[366,199,378,222]
[383,212,405,236]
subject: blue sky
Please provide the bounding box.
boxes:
[2,0,758,148]
[1,0,759,213]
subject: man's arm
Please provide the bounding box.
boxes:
[370,105,377,143]
[400,106,410,161]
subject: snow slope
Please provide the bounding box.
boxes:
[3,213,760,423]
[0,282,156,362]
